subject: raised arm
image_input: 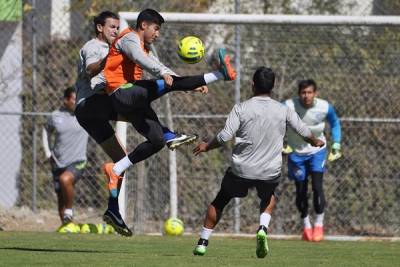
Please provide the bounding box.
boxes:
[119,33,176,78]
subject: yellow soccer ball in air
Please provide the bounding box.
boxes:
[177,36,205,64]
[164,217,184,236]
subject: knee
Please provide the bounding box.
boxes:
[59,172,74,186]
[151,134,166,151]
[211,191,231,212]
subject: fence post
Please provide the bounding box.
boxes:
[116,17,129,221]
[31,0,38,213]
[233,0,241,234]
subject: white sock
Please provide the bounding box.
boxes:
[303,215,312,229]
[113,156,133,176]
[204,71,224,84]
[314,213,324,227]
[259,212,271,228]
[64,208,73,218]
[200,226,213,240]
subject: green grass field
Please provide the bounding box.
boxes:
[0,232,399,267]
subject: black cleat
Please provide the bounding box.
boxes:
[103,209,132,237]
[166,133,198,150]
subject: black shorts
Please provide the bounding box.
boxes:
[218,168,279,201]
[75,94,117,144]
[52,160,86,193]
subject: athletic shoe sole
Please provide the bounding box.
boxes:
[167,135,198,150]
[256,231,268,258]
[193,245,206,256]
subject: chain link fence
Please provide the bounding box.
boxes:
[0,0,399,237]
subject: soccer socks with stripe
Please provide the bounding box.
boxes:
[113,156,133,176]
[314,213,324,227]
[259,212,271,229]
[204,71,224,84]
[200,226,213,240]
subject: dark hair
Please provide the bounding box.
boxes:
[63,87,75,99]
[298,79,317,93]
[136,9,164,29]
[93,11,119,35]
[253,67,275,94]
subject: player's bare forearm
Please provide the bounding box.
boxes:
[304,135,325,147]
[193,137,221,156]
[86,57,106,78]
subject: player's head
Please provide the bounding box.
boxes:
[136,9,164,44]
[298,79,317,108]
[63,87,76,112]
[94,11,119,45]
[252,67,275,95]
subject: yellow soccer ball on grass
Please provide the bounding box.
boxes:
[80,223,91,234]
[164,217,184,236]
[177,36,205,64]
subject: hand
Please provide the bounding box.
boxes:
[311,138,325,147]
[282,144,293,154]
[193,142,209,156]
[328,143,342,162]
[194,86,209,94]
[163,74,173,87]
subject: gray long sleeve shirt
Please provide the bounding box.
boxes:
[116,32,176,77]
[216,96,312,181]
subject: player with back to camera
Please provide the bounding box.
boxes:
[283,79,342,242]
[42,87,88,233]
[101,8,237,204]
[192,67,324,258]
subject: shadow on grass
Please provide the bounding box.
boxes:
[0,247,104,253]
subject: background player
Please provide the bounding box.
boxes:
[192,67,323,258]
[42,87,88,232]
[283,79,342,242]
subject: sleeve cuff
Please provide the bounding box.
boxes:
[332,143,341,150]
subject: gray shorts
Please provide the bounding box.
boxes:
[51,160,86,193]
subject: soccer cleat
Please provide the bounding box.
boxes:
[313,226,324,242]
[193,238,208,256]
[302,227,313,241]
[103,209,132,237]
[102,162,122,198]
[57,222,79,234]
[218,48,236,81]
[256,225,269,258]
[62,214,73,224]
[166,133,198,150]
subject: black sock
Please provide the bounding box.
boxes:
[108,196,119,212]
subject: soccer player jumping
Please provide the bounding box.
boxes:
[101,9,236,211]
[192,67,324,258]
[283,79,342,242]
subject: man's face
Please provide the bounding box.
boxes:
[298,86,317,108]
[142,22,161,44]
[64,93,76,112]
[97,18,120,45]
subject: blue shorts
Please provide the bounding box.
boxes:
[288,148,327,182]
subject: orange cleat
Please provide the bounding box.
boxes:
[302,227,313,241]
[218,48,236,81]
[102,163,122,198]
[313,226,324,242]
